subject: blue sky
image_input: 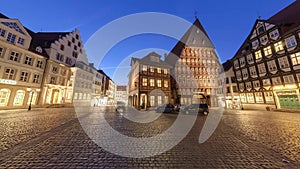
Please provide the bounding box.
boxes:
[1,0,295,85]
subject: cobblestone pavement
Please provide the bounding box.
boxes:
[0,107,299,168]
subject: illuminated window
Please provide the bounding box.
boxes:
[247,93,254,103]
[27,91,37,105]
[142,78,147,86]
[274,41,284,52]
[50,77,56,84]
[150,67,155,73]
[74,93,78,100]
[164,80,168,88]
[290,52,300,65]
[255,50,262,60]
[13,90,25,106]
[142,65,147,71]
[157,79,162,87]
[285,36,297,48]
[20,71,29,82]
[157,68,161,73]
[157,96,162,105]
[163,69,168,74]
[255,92,264,103]
[267,60,277,72]
[264,92,274,103]
[24,56,33,65]
[263,46,272,56]
[150,96,155,106]
[0,89,10,106]
[164,96,169,103]
[278,56,289,69]
[10,51,20,62]
[150,79,155,87]
[6,33,16,43]
[4,68,15,80]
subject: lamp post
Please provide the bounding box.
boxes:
[27,88,40,111]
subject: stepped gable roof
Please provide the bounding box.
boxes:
[166,18,215,66]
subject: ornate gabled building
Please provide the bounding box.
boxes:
[32,29,87,105]
[128,52,172,109]
[232,1,300,110]
[165,18,222,106]
[0,13,47,109]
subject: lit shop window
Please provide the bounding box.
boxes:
[164,96,169,104]
[274,41,284,52]
[255,92,264,103]
[13,90,25,106]
[264,92,274,103]
[246,93,254,103]
[27,92,37,105]
[0,89,10,106]
[150,96,155,106]
[157,96,162,105]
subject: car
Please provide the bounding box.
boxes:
[181,104,209,115]
[156,103,175,113]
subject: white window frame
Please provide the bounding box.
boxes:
[285,35,297,48]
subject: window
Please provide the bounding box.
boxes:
[66,57,72,65]
[239,83,244,90]
[262,79,271,86]
[150,96,155,106]
[253,80,260,88]
[257,25,265,34]
[236,71,242,79]
[142,65,147,71]
[6,33,16,43]
[255,50,262,60]
[13,90,25,106]
[242,69,248,79]
[150,79,155,87]
[260,35,268,44]
[270,29,279,38]
[24,56,33,65]
[164,96,169,104]
[234,60,239,69]
[267,60,277,72]
[239,57,246,67]
[52,66,58,73]
[157,68,161,74]
[157,79,162,87]
[264,92,274,103]
[255,92,264,103]
[283,75,295,84]
[76,34,79,40]
[72,51,78,58]
[263,46,272,56]
[72,37,75,43]
[257,63,266,74]
[0,47,4,57]
[0,28,6,37]
[0,89,10,106]
[68,41,71,46]
[164,80,168,88]
[50,77,56,84]
[247,54,254,64]
[272,77,281,85]
[10,51,20,62]
[78,42,81,47]
[60,45,64,51]
[150,67,155,73]
[142,78,147,86]
[61,69,67,76]
[56,53,64,61]
[74,45,77,50]
[157,96,162,105]
[278,56,289,69]
[17,37,24,45]
[163,69,168,75]
[252,40,259,47]
[20,71,29,82]
[27,91,37,106]
[274,41,284,52]
[297,74,300,82]
[290,52,300,65]
[33,74,40,83]
[247,93,254,103]
[36,60,43,68]
[246,82,252,89]
[249,66,257,76]
[4,68,15,80]
[285,36,297,48]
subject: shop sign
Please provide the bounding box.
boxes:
[0,79,17,85]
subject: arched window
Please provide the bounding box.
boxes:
[0,89,11,106]
[14,90,25,106]
[27,91,37,105]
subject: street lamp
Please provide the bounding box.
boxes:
[27,88,41,111]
